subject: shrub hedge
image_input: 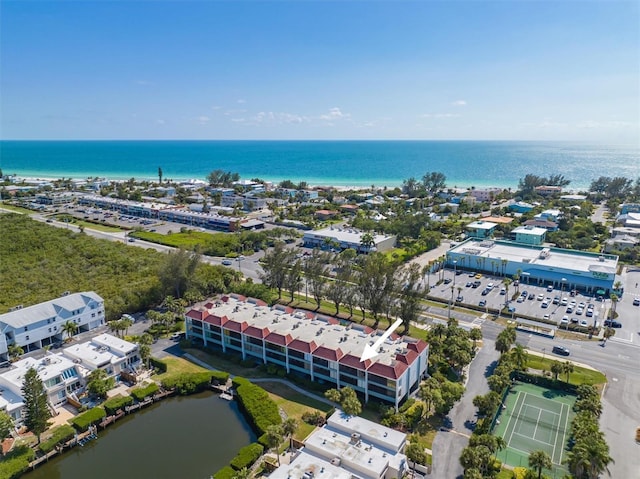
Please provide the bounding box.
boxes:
[71,407,106,431]
[232,377,281,435]
[213,465,236,479]
[38,424,76,453]
[149,357,168,373]
[0,445,35,479]
[230,442,264,470]
[131,382,159,401]
[161,371,228,395]
[103,394,134,415]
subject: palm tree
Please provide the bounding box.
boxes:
[510,343,528,371]
[609,293,618,319]
[502,278,512,308]
[232,467,251,479]
[550,361,563,381]
[562,360,574,383]
[528,450,552,479]
[282,418,298,450]
[265,424,284,466]
[567,439,613,479]
[469,328,482,349]
[62,320,78,341]
[360,232,375,253]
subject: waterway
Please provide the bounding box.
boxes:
[26,391,256,479]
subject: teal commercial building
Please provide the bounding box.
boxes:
[446,238,618,296]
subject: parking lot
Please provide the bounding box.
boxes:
[428,268,613,332]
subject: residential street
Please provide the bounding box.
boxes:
[431,339,500,479]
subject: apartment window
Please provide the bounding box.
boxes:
[91,313,95,318]
[26,336,29,340]
[48,328,52,333]
[24,326,28,332]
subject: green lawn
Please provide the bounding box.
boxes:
[525,356,607,386]
[259,381,332,441]
[152,356,209,382]
[50,215,124,232]
[0,202,34,214]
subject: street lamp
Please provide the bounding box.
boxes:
[453,260,458,287]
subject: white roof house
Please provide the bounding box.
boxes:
[302,227,396,253]
[0,292,105,358]
[271,410,407,479]
[62,333,140,376]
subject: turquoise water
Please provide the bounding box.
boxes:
[1,140,638,190]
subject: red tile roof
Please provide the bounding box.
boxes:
[405,339,428,354]
[313,346,344,361]
[244,325,270,339]
[367,360,408,380]
[203,314,228,327]
[339,354,371,370]
[288,339,318,353]
[265,332,293,346]
[223,319,247,333]
[186,309,208,321]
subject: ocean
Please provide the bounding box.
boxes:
[0,140,638,190]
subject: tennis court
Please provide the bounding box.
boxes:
[492,382,576,473]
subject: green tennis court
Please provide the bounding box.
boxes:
[492,382,576,473]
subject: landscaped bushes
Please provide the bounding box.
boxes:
[161,372,217,395]
[131,382,159,401]
[103,394,134,415]
[232,377,281,435]
[38,424,76,453]
[212,465,236,479]
[149,357,168,373]
[0,445,35,479]
[71,407,106,431]
[229,442,264,470]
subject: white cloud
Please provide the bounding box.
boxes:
[421,113,460,119]
[451,100,467,106]
[211,105,222,111]
[196,116,210,124]
[576,120,636,129]
[319,107,350,121]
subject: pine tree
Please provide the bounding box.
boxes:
[22,367,52,443]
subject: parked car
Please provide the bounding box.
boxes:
[552,345,570,356]
[456,295,464,303]
[479,299,487,307]
[579,319,589,327]
[552,296,560,304]
[633,298,640,306]
[547,285,554,292]
[221,259,233,266]
[537,293,544,301]
[604,320,622,328]
[528,293,535,300]
[560,316,570,326]
[444,278,452,284]
[500,288,507,295]
[560,297,568,306]
[566,306,574,314]
[481,289,490,296]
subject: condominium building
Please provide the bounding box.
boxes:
[302,227,396,253]
[185,295,428,410]
[0,292,105,359]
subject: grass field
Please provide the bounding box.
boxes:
[493,382,576,476]
[525,356,607,386]
[152,356,209,382]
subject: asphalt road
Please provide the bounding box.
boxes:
[431,339,500,479]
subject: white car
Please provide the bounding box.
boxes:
[560,315,569,325]
[537,293,544,301]
[487,283,494,290]
[576,307,584,315]
[560,297,568,306]
[579,319,589,327]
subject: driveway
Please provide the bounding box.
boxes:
[431,339,500,479]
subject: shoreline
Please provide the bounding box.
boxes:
[4,173,596,194]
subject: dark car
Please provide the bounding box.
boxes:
[479,299,487,307]
[604,320,622,328]
[528,293,535,300]
[552,346,571,356]
[481,289,490,296]
[456,295,464,303]
[444,278,452,284]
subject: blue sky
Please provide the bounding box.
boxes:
[1,0,638,141]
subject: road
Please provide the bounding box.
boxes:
[431,339,500,479]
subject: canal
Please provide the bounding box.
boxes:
[26,391,256,479]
